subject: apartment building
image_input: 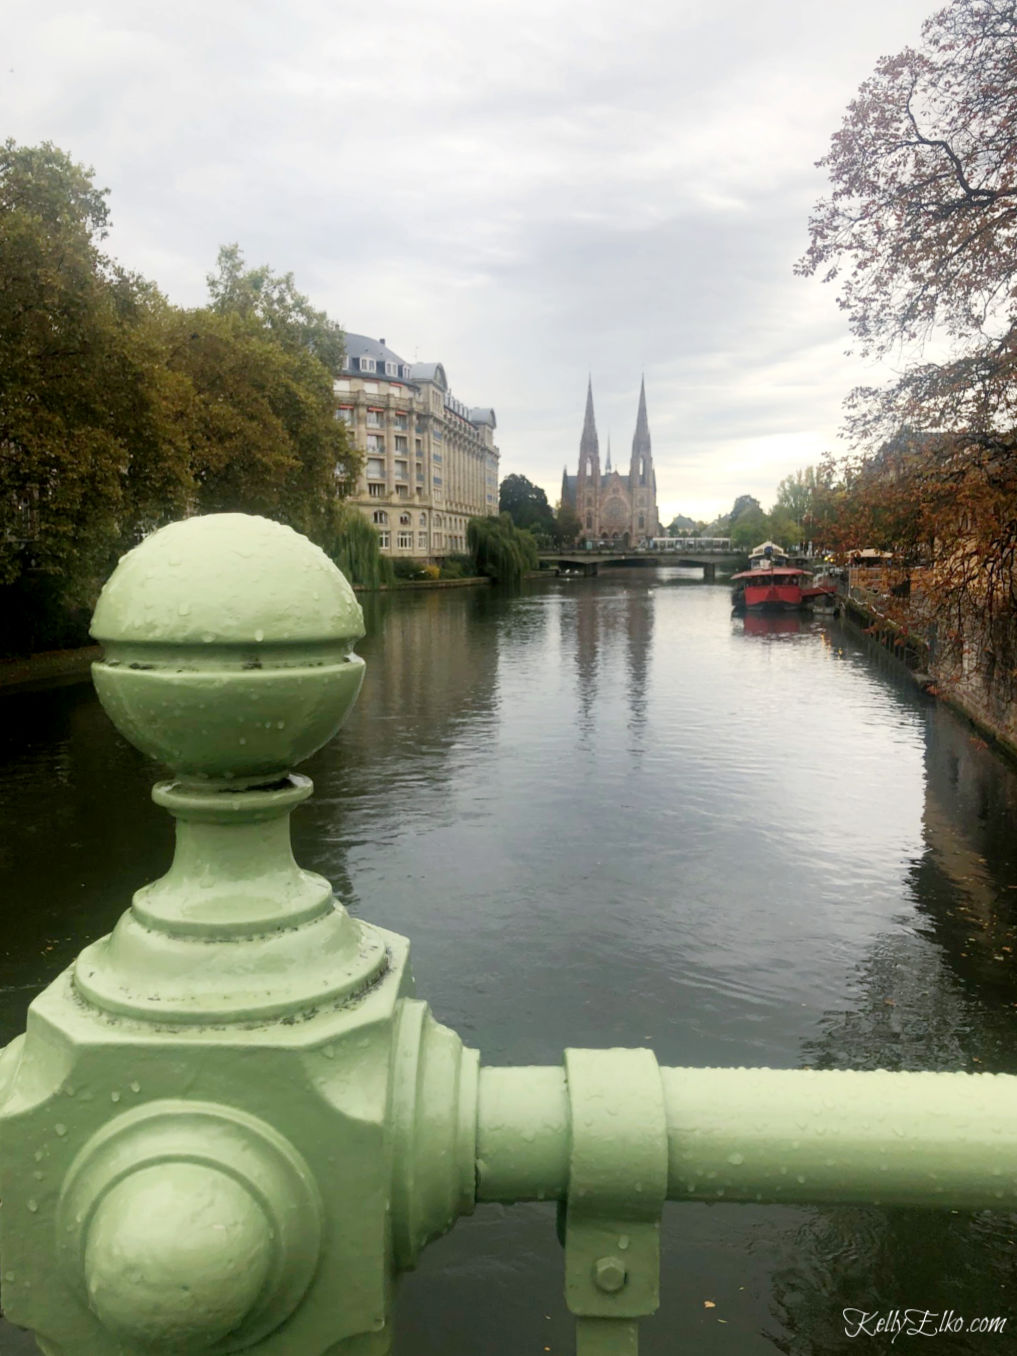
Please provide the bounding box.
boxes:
[335,334,499,558]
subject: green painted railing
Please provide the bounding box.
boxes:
[0,513,1013,1355]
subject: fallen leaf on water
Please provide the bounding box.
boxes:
[704,1300,716,1309]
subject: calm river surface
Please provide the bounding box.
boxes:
[3,567,1017,1353]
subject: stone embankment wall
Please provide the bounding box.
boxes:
[929,636,1017,763]
[842,579,1017,764]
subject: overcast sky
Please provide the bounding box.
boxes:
[8,0,935,522]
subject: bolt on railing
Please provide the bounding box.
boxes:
[0,512,1015,1355]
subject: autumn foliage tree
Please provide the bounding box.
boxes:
[799,0,1017,681]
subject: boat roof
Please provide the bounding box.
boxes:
[731,567,809,581]
[748,540,787,558]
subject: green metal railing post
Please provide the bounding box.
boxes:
[1,512,1016,1356]
[0,515,477,1355]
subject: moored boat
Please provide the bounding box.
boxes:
[731,542,837,613]
[731,563,812,611]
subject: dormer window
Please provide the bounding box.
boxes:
[385,361,397,376]
[359,357,376,373]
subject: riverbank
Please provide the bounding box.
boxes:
[352,576,489,593]
[0,644,102,693]
[0,577,493,694]
[840,588,1017,767]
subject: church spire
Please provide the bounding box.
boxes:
[605,434,612,474]
[576,377,601,541]
[629,375,651,487]
[580,376,599,463]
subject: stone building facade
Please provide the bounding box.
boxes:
[561,379,660,545]
[336,334,499,557]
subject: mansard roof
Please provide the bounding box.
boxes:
[343,333,412,372]
[469,407,496,428]
[409,361,448,390]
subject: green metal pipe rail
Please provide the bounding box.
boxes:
[0,513,1013,1355]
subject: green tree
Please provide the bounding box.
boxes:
[207,244,346,377]
[0,141,189,611]
[468,513,539,585]
[729,505,770,551]
[499,474,554,531]
[730,494,762,523]
[773,469,814,534]
[163,305,354,544]
[323,501,393,589]
[553,501,582,544]
[0,143,362,654]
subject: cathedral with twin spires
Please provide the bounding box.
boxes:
[560,379,660,545]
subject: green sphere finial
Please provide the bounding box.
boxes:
[90,514,366,786]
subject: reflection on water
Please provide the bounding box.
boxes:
[2,568,1017,1354]
[741,611,809,638]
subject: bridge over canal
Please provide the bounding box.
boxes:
[538,545,745,579]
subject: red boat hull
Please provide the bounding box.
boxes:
[742,582,804,611]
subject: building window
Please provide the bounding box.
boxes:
[399,512,411,526]
[586,512,592,528]
[394,460,408,478]
[378,531,389,548]
[359,357,376,373]
[372,510,388,525]
[369,484,385,499]
[433,476,442,486]
[418,513,426,526]
[432,451,442,463]
[366,457,385,479]
[337,406,353,424]
[415,438,422,453]
[396,485,409,497]
[418,532,427,549]
[385,361,397,376]
[366,410,382,428]
[393,414,408,431]
[397,532,413,549]
[395,435,408,452]
[366,434,383,453]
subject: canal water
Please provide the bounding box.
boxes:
[2,567,1017,1354]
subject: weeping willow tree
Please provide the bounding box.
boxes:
[467,513,538,586]
[325,502,394,589]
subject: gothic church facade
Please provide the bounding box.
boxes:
[561,379,660,545]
